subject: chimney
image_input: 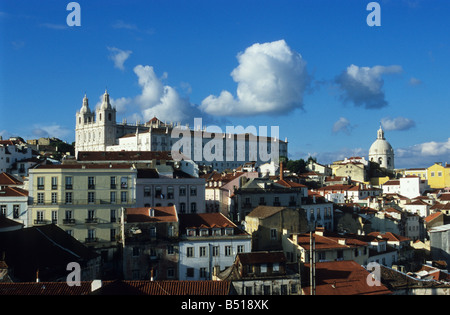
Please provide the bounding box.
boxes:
[150,268,154,281]
[315,227,324,236]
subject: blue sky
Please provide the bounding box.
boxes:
[1,0,449,169]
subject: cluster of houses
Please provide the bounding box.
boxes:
[1,127,450,295]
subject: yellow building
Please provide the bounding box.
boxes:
[427,162,450,189]
[28,163,137,259]
[403,168,428,180]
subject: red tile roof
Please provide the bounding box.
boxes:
[0,173,23,186]
[125,206,178,223]
[303,260,391,295]
[424,211,444,223]
[0,186,28,197]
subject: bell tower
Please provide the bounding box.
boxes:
[75,93,96,156]
[95,89,117,150]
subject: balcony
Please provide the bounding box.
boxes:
[85,237,98,244]
[88,184,96,190]
[85,218,98,224]
[34,219,49,225]
[63,218,76,225]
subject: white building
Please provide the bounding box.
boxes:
[75,91,288,172]
[0,139,33,174]
[136,168,206,214]
[383,176,429,200]
[178,213,252,280]
[369,126,395,170]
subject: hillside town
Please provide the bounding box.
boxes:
[1,91,450,296]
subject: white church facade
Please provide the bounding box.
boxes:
[75,90,288,171]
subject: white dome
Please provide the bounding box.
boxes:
[368,126,395,170]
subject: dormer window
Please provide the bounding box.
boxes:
[212,228,222,236]
[200,229,209,236]
[224,228,234,236]
[186,228,196,237]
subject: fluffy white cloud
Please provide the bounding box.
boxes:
[381,116,415,131]
[335,64,402,109]
[200,39,310,116]
[133,65,199,123]
[332,117,354,134]
[396,138,450,168]
[107,47,132,70]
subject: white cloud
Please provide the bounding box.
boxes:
[32,124,71,139]
[200,39,311,116]
[107,47,132,70]
[332,117,355,134]
[335,64,402,109]
[396,138,450,168]
[381,116,415,131]
[133,65,200,123]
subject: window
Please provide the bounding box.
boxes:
[51,177,58,190]
[237,245,244,253]
[431,172,435,177]
[167,245,174,255]
[273,263,280,272]
[438,172,443,177]
[167,268,175,279]
[13,205,20,219]
[110,191,116,203]
[186,268,194,278]
[270,228,277,240]
[150,226,157,238]
[155,186,163,198]
[121,177,128,189]
[121,191,127,203]
[179,186,186,196]
[259,197,265,205]
[212,246,219,257]
[200,268,208,278]
[0,205,6,216]
[245,287,253,295]
[37,177,45,190]
[36,211,44,223]
[65,177,73,189]
[87,209,95,221]
[144,186,151,197]
[65,192,72,204]
[180,202,186,213]
[88,192,95,203]
[37,193,44,205]
[110,229,116,241]
[167,225,175,237]
[88,177,95,189]
[260,264,267,273]
[51,192,57,205]
[110,176,116,189]
[190,202,197,213]
[167,186,174,199]
[200,246,207,257]
[190,186,197,196]
[110,209,116,223]
[187,247,194,257]
[225,246,232,256]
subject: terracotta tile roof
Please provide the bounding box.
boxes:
[0,172,23,186]
[179,213,248,235]
[0,280,232,295]
[276,179,307,188]
[405,200,429,206]
[368,231,410,243]
[0,282,93,295]
[424,211,444,223]
[303,260,392,295]
[0,186,28,197]
[125,206,178,223]
[35,163,134,170]
[293,232,367,250]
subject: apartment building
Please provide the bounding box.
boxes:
[28,163,137,261]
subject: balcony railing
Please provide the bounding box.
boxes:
[85,237,98,244]
[32,199,136,206]
[63,218,76,225]
[34,219,49,225]
[85,218,98,224]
